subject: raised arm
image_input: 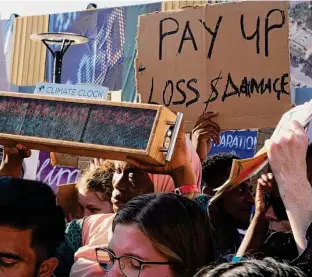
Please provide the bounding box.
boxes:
[0,144,31,178]
[266,121,312,254]
[236,174,273,257]
[127,122,196,188]
[191,112,220,162]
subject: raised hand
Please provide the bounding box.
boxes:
[0,144,31,178]
[127,123,196,187]
[192,112,221,162]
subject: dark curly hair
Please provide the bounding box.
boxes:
[0,177,65,260]
[194,257,306,277]
[202,153,239,190]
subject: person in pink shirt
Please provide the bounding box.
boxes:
[98,193,215,277]
[64,112,220,219]
[56,124,203,276]
[70,193,216,277]
[56,134,202,221]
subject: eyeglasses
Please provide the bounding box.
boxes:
[95,247,178,277]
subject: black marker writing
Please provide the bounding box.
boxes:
[148,77,160,105]
[204,71,222,112]
[159,17,179,60]
[200,16,223,59]
[163,80,174,106]
[138,63,146,73]
[240,14,260,54]
[265,9,285,57]
[148,77,201,107]
[222,73,239,102]
[221,73,289,102]
[273,73,289,100]
[178,21,198,54]
[250,78,271,94]
[186,78,200,107]
[172,79,187,105]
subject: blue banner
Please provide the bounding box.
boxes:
[46,3,161,102]
[209,130,257,159]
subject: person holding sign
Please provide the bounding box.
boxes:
[111,136,201,212]
[1,120,197,276]
[67,123,203,277]
[0,133,200,277]
[56,128,202,221]
[0,118,203,277]
[229,121,312,275]
[265,121,312,255]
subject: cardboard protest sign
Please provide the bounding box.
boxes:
[136,1,291,132]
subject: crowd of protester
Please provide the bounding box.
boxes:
[0,111,312,277]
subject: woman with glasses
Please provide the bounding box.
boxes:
[68,122,205,276]
[96,193,215,277]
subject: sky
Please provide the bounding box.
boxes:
[0,0,160,19]
[0,0,288,19]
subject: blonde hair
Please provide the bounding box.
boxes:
[77,160,115,201]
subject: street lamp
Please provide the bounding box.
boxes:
[30,32,88,83]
